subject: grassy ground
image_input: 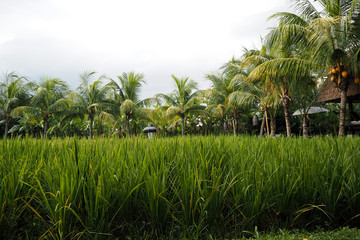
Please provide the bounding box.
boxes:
[239,227,360,240]
[1,136,360,239]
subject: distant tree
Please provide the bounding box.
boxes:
[245,29,315,137]
[237,46,281,136]
[13,77,69,138]
[205,72,235,134]
[66,71,113,138]
[291,78,319,137]
[0,72,32,137]
[141,103,169,134]
[157,75,204,136]
[107,71,147,137]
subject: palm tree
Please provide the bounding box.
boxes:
[205,68,261,136]
[205,72,233,134]
[141,103,170,134]
[157,75,204,136]
[107,72,146,137]
[13,77,69,138]
[66,71,113,138]
[228,46,281,137]
[244,20,317,137]
[228,78,280,137]
[247,57,313,137]
[268,0,360,136]
[294,81,319,138]
[0,72,32,137]
[220,58,253,135]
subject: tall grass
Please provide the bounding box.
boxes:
[1,136,360,239]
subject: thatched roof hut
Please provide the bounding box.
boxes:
[318,79,360,129]
[318,79,360,103]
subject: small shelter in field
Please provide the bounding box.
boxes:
[317,79,360,103]
[318,79,360,132]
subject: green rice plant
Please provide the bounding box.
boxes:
[0,138,42,239]
[1,136,360,239]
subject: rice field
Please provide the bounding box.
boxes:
[1,136,360,239]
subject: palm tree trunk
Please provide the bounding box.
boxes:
[233,119,236,136]
[264,110,270,137]
[89,116,93,139]
[118,127,122,138]
[259,115,265,137]
[181,116,185,136]
[4,115,10,138]
[339,89,347,137]
[282,95,291,137]
[302,115,308,138]
[270,115,276,137]
[44,119,48,139]
[220,119,224,134]
[232,112,238,136]
[126,118,130,137]
[100,123,104,136]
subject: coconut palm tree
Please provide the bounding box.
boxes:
[13,77,69,138]
[66,71,113,138]
[205,67,260,136]
[141,103,170,134]
[219,58,253,135]
[268,0,360,136]
[0,72,33,137]
[204,72,233,134]
[228,78,280,137]
[228,46,281,137]
[156,75,204,136]
[107,72,146,137]
[247,56,313,137]
[292,82,319,137]
[244,20,317,137]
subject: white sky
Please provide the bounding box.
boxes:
[0,0,290,98]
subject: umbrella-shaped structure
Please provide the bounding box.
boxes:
[143,125,157,138]
[293,107,329,137]
[293,107,328,116]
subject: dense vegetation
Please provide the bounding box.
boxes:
[1,0,360,138]
[1,0,360,238]
[1,136,360,239]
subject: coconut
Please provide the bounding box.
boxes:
[355,77,360,84]
[332,68,337,74]
[341,71,348,78]
[331,76,335,81]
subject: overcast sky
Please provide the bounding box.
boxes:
[0,0,291,98]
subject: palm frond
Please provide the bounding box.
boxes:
[120,99,137,114]
[248,58,313,82]
[290,0,321,20]
[155,93,177,106]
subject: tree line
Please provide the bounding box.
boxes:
[1,0,360,138]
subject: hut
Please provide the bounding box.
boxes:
[318,79,360,132]
[317,79,360,103]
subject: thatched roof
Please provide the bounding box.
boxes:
[317,79,360,103]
